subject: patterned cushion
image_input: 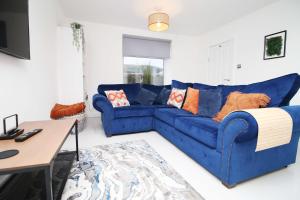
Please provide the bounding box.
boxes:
[167,88,186,108]
[213,91,270,122]
[104,90,130,108]
[182,87,199,115]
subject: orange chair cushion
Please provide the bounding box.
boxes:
[50,102,86,119]
[182,87,200,115]
[213,92,271,122]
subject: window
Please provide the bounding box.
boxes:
[122,35,171,85]
[123,57,164,85]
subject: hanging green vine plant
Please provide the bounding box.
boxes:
[71,22,85,52]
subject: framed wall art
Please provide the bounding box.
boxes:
[264,30,287,60]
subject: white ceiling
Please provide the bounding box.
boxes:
[59,0,279,35]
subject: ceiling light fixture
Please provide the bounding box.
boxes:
[148,12,169,32]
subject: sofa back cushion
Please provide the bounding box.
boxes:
[98,83,141,104]
[155,88,171,105]
[218,85,246,105]
[193,83,241,106]
[134,88,157,105]
[213,91,271,122]
[142,84,166,95]
[240,73,300,107]
[172,80,193,89]
[193,83,217,90]
[200,73,300,107]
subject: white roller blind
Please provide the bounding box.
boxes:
[123,35,171,59]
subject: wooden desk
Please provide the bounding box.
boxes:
[0,119,79,200]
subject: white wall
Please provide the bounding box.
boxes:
[2,0,298,130]
[59,0,300,118]
[196,0,300,104]
[0,0,59,131]
[56,26,84,104]
[59,20,202,117]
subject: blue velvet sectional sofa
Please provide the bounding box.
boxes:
[93,73,300,187]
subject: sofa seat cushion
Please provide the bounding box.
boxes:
[114,105,156,118]
[174,117,219,148]
[114,105,171,118]
[154,108,194,126]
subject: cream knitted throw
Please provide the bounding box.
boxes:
[242,108,293,152]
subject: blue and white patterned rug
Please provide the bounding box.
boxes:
[62,140,204,200]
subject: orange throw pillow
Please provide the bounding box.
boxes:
[182,87,199,115]
[213,91,270,122]
[50,102,86,119]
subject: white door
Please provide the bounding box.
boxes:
[208,40,234,85]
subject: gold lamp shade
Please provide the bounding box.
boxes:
[148,12,169,32]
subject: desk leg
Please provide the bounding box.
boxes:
[44,165,53,200]
[75,120,79,161]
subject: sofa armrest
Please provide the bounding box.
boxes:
[216,111,257,152]
[217,106,300,186]
[281,105,300,132]
[217,105,300,153]
[92,94,114,120]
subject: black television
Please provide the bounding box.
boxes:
[0,0,30,59]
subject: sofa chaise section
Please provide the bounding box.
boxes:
[93,94,158,136]
[93,83,172,136]
[153,117,222,177]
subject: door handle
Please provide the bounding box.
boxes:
[224,79,230,81]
